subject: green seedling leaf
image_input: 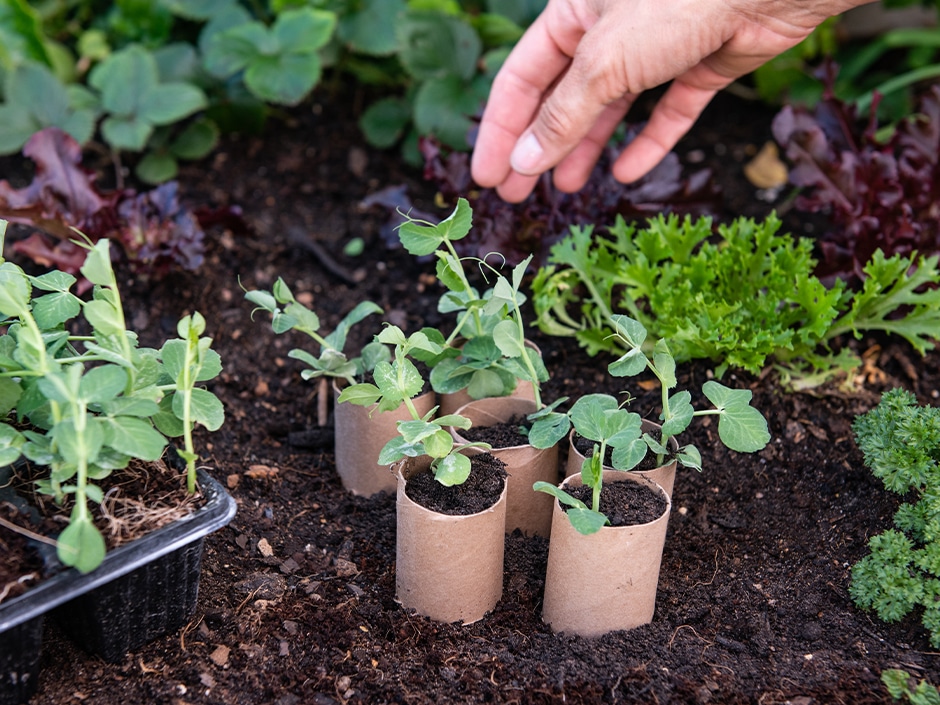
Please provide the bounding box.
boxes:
[0,378,23,416]
[0,423,25,466]
[661,391,693,437]
[564,507,610,535]
[580,451,603,491]
[652,339,677,390]
[492,319,525,358]
[608,348,647,378]
[378,435,422,464]
[152,394,185,437]
[610,439,647,471]
[30,291,82,329]
[377,325,408,347]
[433,452,471,486]
[702,380,771,452]
[398,197,472,256]
[0,262,31,314]
[337,382,381,406]
[466,368,509,399]
[568,393,618,442]
[173,387,225,431]
[79,240,114,287]
[398,419,443,444]
[434,414,472,430]
[423,429,454,458]
[98,396,160,418]
[79,365,128,405]
[676,444,703,471]
[56,513,106,574]
[103,416,167,461]
[527,410,570,449]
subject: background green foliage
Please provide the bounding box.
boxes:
[0,0,543,182]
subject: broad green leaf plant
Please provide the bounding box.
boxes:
[0,220,224,573]
[337,324,489,487]
[534,314,771,535]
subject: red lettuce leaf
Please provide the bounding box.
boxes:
[0,127,244,278]
[773,67,940,284]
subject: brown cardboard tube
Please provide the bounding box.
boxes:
[451,397,558,537]
[542,470,671,637]
[333,381,435,496]
[565,420,679,498]
[394,457,507,624]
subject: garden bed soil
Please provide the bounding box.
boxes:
[6,89,940,704]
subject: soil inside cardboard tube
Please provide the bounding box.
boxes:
[4,87,939,704]
[459,414,532,448]
[404,453,507,515]
[563,480,668,527]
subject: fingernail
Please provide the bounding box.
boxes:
[510,133,544,174]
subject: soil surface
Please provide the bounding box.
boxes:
[7,88,940,704]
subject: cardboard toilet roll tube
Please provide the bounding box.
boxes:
[565,420,679,498]
[451,397,559,538]
[333,381,435,496]
[394,457,507,624]
[542,470,671,637]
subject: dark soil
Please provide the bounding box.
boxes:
[404,454,507,515]
[460,415,532,448]
[6,88,940,704]
[563,480,668,528]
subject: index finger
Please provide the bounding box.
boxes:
[471,13,577,189]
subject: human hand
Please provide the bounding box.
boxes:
[471,0,873,203]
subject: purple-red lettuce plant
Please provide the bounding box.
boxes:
[773,69,940,284]
[0,127,243,281]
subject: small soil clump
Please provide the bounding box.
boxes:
[404,453,507,515]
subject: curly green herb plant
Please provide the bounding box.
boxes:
[0,221,223,573]
[532,213,940,388]
[534,314,771,535]
[850,388,940,648]
[882,669,940,705]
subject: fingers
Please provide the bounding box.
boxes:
[471,10,578,190]
[494,170,542,204]
[552,94,634,193]
[612,78,722,184]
